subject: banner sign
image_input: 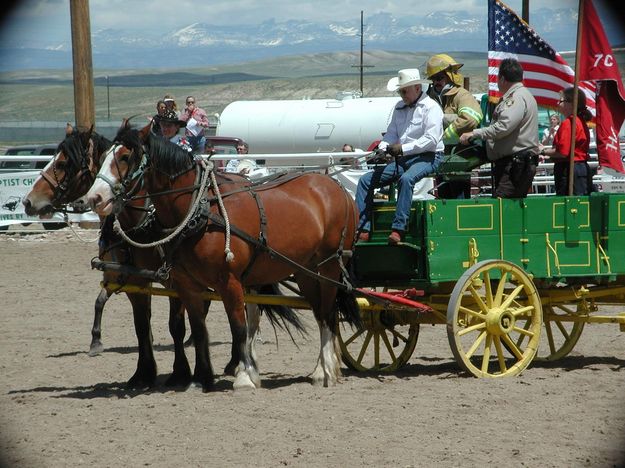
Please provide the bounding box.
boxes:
[0,171,98,227]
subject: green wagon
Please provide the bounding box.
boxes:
[337,192,625,377]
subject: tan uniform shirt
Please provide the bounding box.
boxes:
[473,82,539,161]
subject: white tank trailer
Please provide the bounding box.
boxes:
[216,96,402,154]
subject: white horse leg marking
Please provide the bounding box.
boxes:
[311,323,340,387]
[233,301,261,390]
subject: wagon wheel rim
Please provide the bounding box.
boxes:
[446,260,542,378]
[337,308,419,373]
[532,304,585,361]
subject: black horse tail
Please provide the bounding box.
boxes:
[256,283,307,339]
[335,287,362,331]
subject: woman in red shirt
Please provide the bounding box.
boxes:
[540,87,593,195]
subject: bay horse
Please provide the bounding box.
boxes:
[24,125,302,389]
[86,121,360,391]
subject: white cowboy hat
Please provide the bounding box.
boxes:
[386,68,429,92]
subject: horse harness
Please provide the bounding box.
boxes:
[155,164,354,291]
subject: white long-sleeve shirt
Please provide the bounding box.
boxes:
[378,92,445,155]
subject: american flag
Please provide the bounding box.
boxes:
[488,0,596,115]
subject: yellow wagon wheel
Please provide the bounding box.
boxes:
[337,308,419,372]
[530,304,585,361]
[446,260,542,378]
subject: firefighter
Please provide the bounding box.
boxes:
[426,53,483,198]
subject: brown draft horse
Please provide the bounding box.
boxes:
[22,126,125,355]
[86,121,360,391]
[24,125,301,389]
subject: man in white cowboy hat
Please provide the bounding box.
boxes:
[355,68,444,244]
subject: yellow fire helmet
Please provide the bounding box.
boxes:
[426,54,464,87]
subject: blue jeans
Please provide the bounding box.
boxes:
[187,134,206,153]
[356,152,443,232]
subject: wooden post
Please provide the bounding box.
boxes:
[69,0,95,130]
[522,0,530,23]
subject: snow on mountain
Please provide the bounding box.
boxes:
[0,9,579,71]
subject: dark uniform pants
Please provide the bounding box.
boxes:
[492,152,538,198]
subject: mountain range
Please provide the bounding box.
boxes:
[0,8,613,72]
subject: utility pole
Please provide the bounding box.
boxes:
[106,75,110,120]
[69,0,95,130]
[351,11,374,96]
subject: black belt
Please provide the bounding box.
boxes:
[497,150,539,165]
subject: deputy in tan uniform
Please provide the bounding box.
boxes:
[426,53,483,198]
[459,58,539,198]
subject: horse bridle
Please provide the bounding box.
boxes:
[39,138,97,207]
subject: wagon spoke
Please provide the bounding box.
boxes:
[500,285,525,310]
[483,270,493,307]
[501,333,523,360]
[494,336,508,373]
[494,271,508,306]
[466,330,487,359]
[468,286,489,314]
[512,326,534,338]
[390,327,409,344]
[459,305,486,321]
[343,327,365,347]
[545,320,556,354]
[512,305,535,317]
[356,331,373,365]
[374,333,380,368]
[380,331,397,362]
[481,334,492,373]
[458,321,486,337]
[515,319,532,348]
[555,319,570,338]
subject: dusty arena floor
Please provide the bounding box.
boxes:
[1,229,624,467]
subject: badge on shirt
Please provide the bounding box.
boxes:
[505,98,515,107]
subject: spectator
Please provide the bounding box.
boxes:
[459,58,539,198]
[339,143,367,169]
[157,110,192,153]
[150,100,167,136]
[540,87,593,195]
[355,68,444,244]
[426,53,483,199]
[225,141,254,174]
[163,94,179,116]
[180,95,210,154]
[541,114,561,147]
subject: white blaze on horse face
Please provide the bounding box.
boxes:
[22,150,62,212]
[86,146,118,216]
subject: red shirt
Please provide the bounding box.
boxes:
[553,115,590,162]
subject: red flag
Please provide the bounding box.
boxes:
[487,0,596,114]
[578,0,625,173]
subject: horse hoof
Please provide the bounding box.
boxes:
[127,375,155,389]
[88,341,104,356]
[164,374,191,388]
[233,372,259,390]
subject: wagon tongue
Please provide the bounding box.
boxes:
[356,288,432,313]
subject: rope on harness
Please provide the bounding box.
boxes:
[209,167,235,263]
[112,159,212,249]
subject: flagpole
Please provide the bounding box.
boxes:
[568,0,585,196]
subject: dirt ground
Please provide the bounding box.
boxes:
[1,229,624,468]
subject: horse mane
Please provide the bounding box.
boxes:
[58,129,112,170]
[145,133,194,175]
[114,124,193,176]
